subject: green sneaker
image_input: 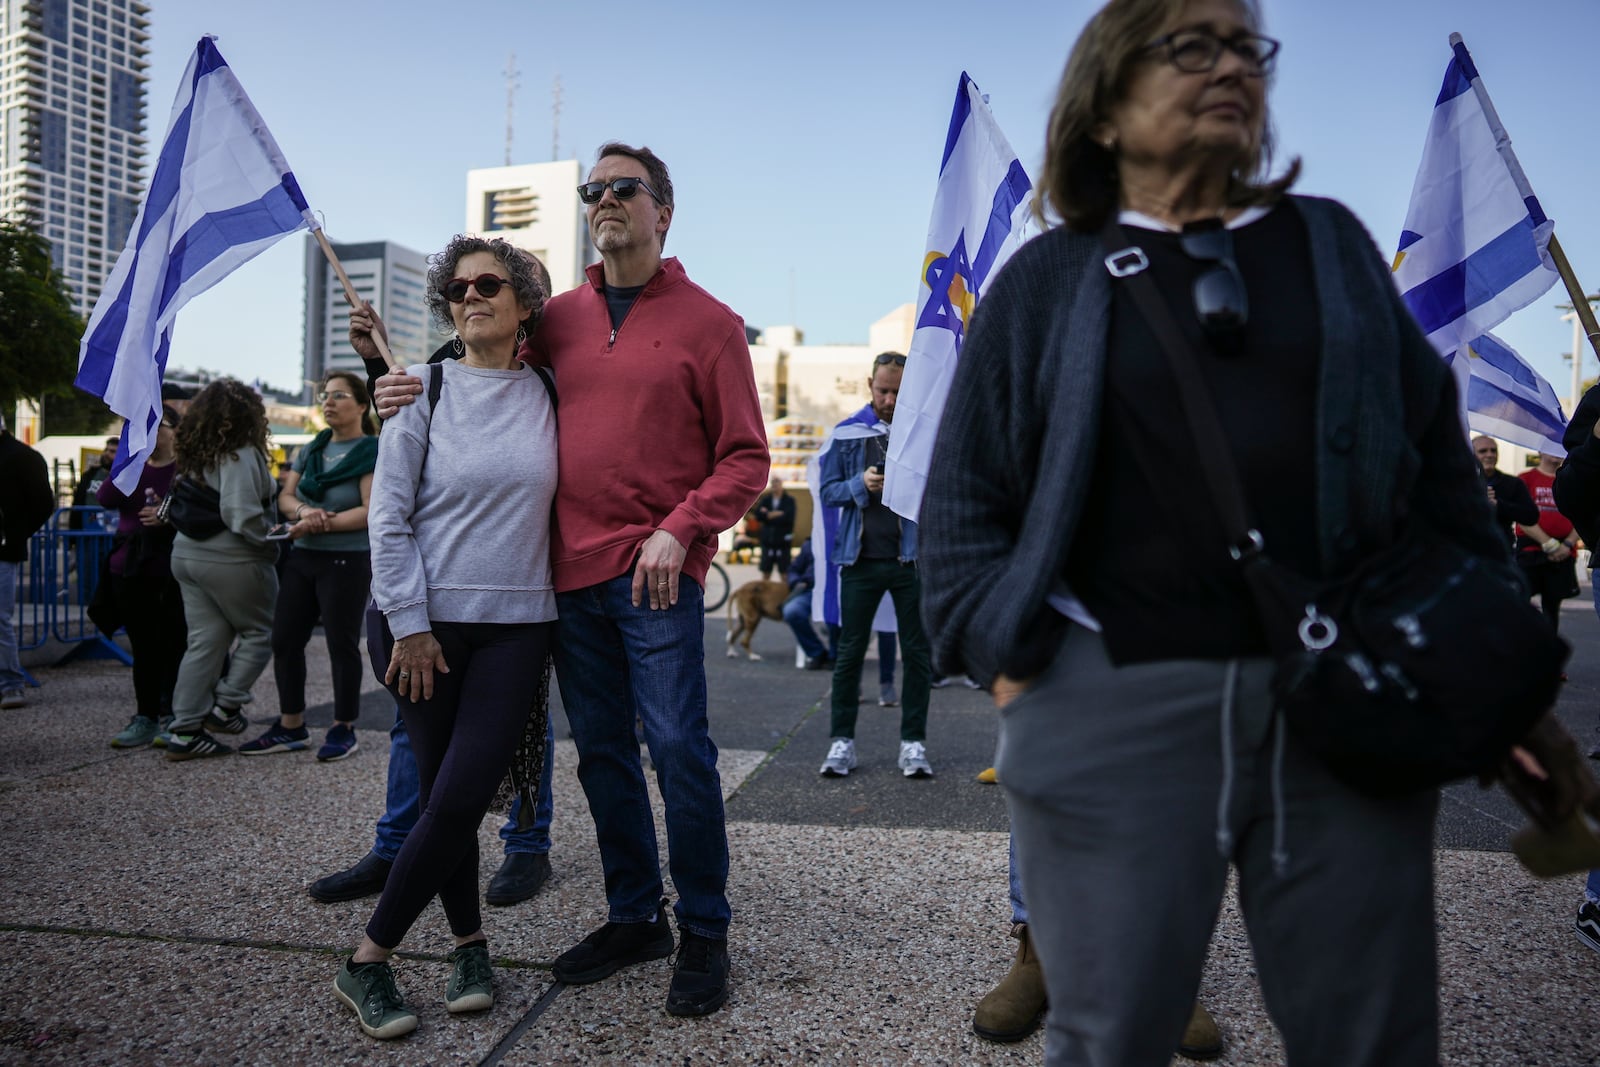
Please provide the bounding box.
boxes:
[150,716,175,749]
[445,941,494,1013]
[110,716,160,748]
[334,958,417,1040]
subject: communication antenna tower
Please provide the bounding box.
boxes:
[504,53,520,165]
[552,73,563,161]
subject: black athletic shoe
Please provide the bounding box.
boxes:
[484,852,551,906]
[308,852,392,904]
[665,931,730,1016]
[552,899,675,984]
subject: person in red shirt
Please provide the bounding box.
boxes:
[1516,451,1581,632]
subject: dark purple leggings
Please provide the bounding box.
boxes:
[365,619,554,948]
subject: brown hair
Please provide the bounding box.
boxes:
[595,141,674,250]
[1036,0,1299,232]
[324,371,376,436]
[174,378,270,477]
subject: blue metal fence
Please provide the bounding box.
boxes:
[11,507,131,666]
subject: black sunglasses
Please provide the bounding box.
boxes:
[873,353,907,367]
[442,274,510,303]
[576,177,663,205]
[1179,221,1247,344]
[1143,29,1280,74]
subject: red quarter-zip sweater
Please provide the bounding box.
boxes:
[526,258,770,594]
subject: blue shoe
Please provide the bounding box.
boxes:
[239,721,311,755]
[317,723,359,762]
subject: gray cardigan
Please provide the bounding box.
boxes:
[919,195,1507,686]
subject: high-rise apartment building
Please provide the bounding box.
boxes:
[0,0,150,318]
[301,236,447,397]
[465,159,594,294]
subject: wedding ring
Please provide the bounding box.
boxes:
[399,671,411,678]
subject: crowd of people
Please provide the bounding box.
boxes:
[3,0,1598,1060]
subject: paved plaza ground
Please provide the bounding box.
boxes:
[1,561,1596,1065]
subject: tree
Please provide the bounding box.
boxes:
[0,216,86,419]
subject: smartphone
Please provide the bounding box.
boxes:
[266,523,293,541]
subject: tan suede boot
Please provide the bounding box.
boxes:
[973,923,1047,1042]
[1177,1000,1223,1060]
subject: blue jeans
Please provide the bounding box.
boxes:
[555,574,730,938]
[783,589,829,660]
[1010,832,1027,925]
[0,560,21,692]
[372,700,554,861]
[1587,868,1600,903]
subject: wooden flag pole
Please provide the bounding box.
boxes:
[312,228,398,371]
[1548,233,1600,363]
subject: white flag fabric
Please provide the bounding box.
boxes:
[1447,332,1568,456]
[883,72,1033,521]
[77,36,318,491]
[1392,34,1560,360]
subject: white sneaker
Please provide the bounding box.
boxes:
[819,738,857,777]
[899,740,934,778]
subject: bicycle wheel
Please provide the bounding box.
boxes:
[702,560,730,613]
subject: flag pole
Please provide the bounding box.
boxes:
[1546,234,1600,362]
[312,228,398,371]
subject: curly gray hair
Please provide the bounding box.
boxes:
[424,235,548,334]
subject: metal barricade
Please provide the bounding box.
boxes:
[20,507,132,665]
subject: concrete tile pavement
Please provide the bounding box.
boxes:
[0,564,1596,1064]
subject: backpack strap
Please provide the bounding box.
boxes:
[533,365,557,413]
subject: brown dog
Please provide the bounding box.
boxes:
[725,580,790,660]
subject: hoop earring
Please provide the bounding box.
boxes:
[451,334,463,356]
[515,324,528,346]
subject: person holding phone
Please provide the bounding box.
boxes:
[816,351,935,779]
[240,371,378,761]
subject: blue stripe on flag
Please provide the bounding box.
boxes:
[1450,38,1480,84]
[940,71,974,174]
[1464,376,1565,438]
[157,183,311,318]
[1471,334,1546,395]
[194,36,227,84]
[971,160,1031,292]
[1400,216,1548,337]
[1435,56,1472,105]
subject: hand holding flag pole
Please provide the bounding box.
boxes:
[312,228,397,371]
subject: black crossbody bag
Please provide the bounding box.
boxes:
[1099,220,1568,796]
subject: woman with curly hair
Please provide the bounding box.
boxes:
[164,378,280,761]
[240,370,378,762]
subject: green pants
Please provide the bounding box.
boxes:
[829,558,931,741]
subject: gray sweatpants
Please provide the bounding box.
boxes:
[169,555,277,734]
[998,624,1439,1067]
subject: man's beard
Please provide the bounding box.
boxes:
[593,221,630,253]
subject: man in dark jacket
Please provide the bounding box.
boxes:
[755,476,795,578]
[1551,384,1600,955]
[1473,435,1538,549]
[0,413,56,708]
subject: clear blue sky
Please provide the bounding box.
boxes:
[143,0,1600,406]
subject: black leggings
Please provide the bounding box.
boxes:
[112,573,187,718]
[365,619,554,948]
[271,549,370,722]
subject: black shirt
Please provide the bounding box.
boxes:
[604,283,645,330]
[1064,203,1323,663]
[858,434,900,560]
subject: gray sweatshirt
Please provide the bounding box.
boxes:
[369,361,558,640]
[170,446,277,564]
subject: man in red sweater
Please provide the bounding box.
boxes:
[378,143,768,1016]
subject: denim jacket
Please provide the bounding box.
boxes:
[819,432,919,566]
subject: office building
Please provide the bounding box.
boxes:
[0,0,150,317]
[301,236,446,396]
[465,159,593,293]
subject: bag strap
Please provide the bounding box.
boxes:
[534,365,558,411]
[1098,218,1264,561]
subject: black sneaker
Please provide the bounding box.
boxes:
[204,705,249,734]
[1578,901,1600,955]
[485,852,551,906]
[666,931,730,1016]
[552,899,675,984]
[164,730,234,761]
[308,852,393,903]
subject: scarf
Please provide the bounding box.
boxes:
[295,429,378,504]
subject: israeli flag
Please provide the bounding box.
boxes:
[77,36,317,491]
[1392,34,1560,359]
[1446,332,1568,457]
[882,72,1034,521]
[807,408,898,633]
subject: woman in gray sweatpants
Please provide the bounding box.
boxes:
[164,378,279,761]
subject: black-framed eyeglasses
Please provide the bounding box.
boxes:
[1179,220,1248,343]
[1143,29,1280,74]
[577,177,664,205]
[318,390,354,403]
[442,274,510,303]
[873,353,907,367]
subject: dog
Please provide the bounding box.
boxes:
[725,579,790,660]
